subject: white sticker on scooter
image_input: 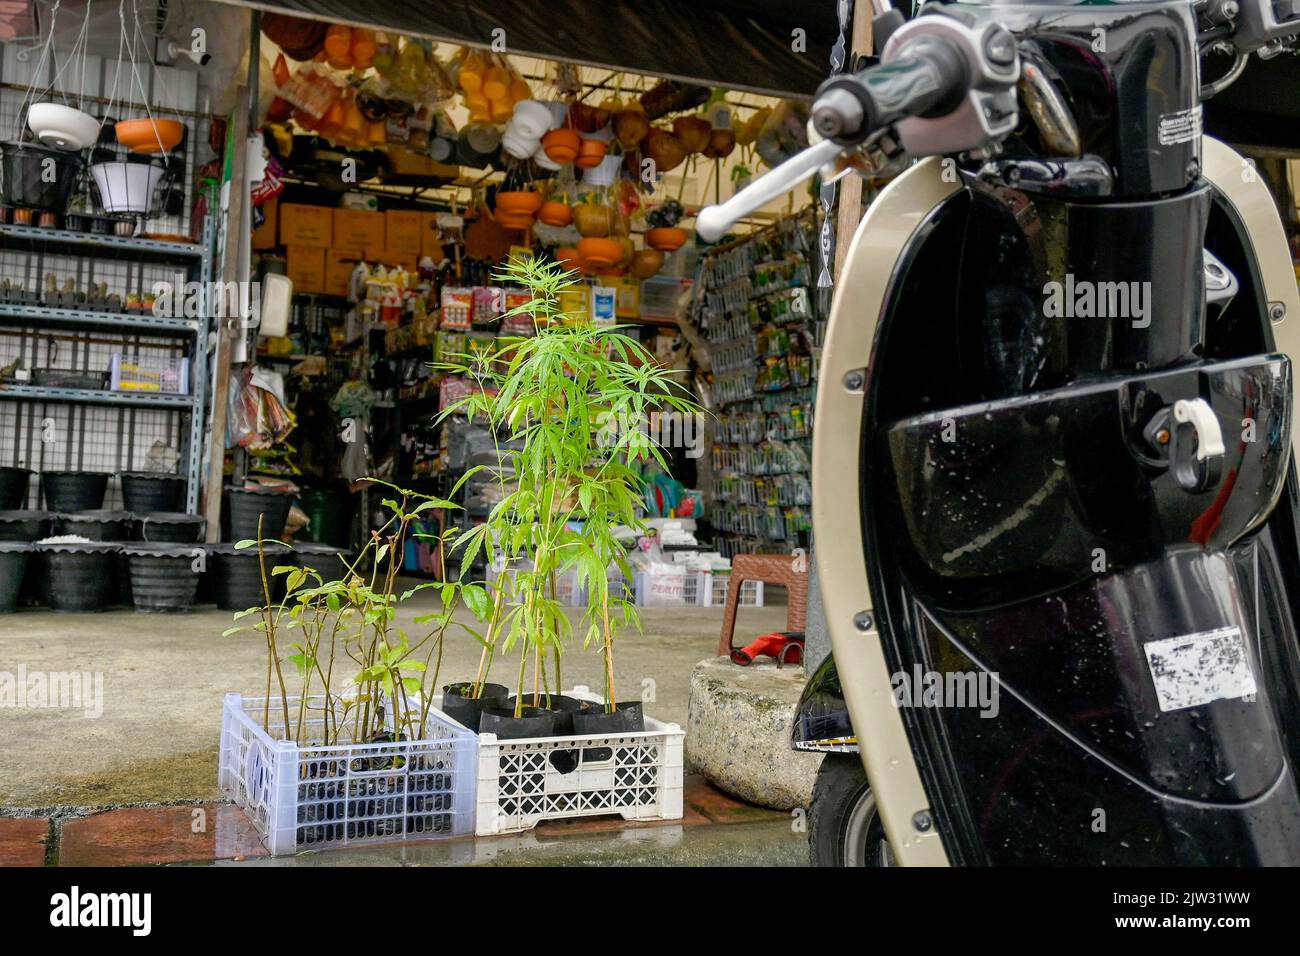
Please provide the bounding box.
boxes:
[1143,626,1256,713]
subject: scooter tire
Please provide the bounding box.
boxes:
[809,754,892,866]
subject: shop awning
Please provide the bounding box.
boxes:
[210,0,841,98]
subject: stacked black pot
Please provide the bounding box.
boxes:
[207,486,297,611]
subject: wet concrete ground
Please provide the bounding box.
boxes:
[0,589,789,809]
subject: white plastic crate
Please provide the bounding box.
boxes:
[458,686,684,836]
[110,353,191,394]
[487,558,586,607]
[697,571,765,608]
[218,692,477,856]
[639,276,693,320]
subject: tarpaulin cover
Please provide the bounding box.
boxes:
[210,0,840,97]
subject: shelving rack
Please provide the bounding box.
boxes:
[0,217,214,512]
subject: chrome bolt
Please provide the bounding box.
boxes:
[1269,302,1286,323]
[853,611,874,632]
[912,810,933,832]
[843,370,865,391]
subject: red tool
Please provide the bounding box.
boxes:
[731,631,804,667]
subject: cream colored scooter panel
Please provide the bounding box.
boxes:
[814,157,959,867]
[1203,137,1300,461]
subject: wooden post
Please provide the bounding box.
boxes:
[833,2,875,280]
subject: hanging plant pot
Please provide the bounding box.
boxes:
[114,118,184,154]
[441,681,510,732]
[581,154,623,189]
[577,237,622,268]
[495,190,543,217]
[26,103,100,151]
[41,470,108,512]
[0,467,32,510]
[134,511,205,544]
[0,542,31,613]
[541,127,580,164]
[55,509,132,541]
[123,543,201,613]
[538,200,572,227]
[704,127,736,159]
[573,202,613,238]
[555,245,583,272]
[574,137,607,170]
[37,541,121,612]
[643,128,686,173]
[646,226,690,252]
[208,541,294,610]
[223,486,294,542]
[1,142,84,213]
[630,248,665,279]
[672,115,712,154]
[89,158,165,215]
[0,510,52,542]
[613,106,650,150]
[119,471,185,512]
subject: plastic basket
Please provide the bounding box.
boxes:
[639,276,693,320]
[697,571,765,608]
[633,567,695,606]
[457,686,684,836]
[486,558,586,607]
[110,353,190,394]
[218,692,477,856]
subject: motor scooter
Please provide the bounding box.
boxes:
[699,0,1300,865]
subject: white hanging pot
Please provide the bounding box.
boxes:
[582,154,623,188]
[501,128,540,160]
[509,100,553,140]
[90,160,164,214]
[27,103,100,151]
[532,141,562,171]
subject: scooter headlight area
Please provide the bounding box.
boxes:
[763,0,1300,867]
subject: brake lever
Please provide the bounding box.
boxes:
[696,138,844,243]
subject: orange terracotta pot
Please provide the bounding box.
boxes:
[538,200,572,226]
[574,137,607,170]
[542,128,581,163]
[115,118,185,154]
[646,226,689,252]
[577,237,622,268]
[496,190,543,216]
[556,246,583,271]
[496,211,535,231]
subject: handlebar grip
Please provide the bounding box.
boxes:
[812,35,969,144]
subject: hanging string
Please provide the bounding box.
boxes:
[13,0,62,140]
[816,0,852,290]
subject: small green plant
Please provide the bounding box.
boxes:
[438,255,702,716]
[225,484,490,745]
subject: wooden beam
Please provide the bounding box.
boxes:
[833,2,875,280]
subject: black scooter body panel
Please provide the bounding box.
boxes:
[857,177,1300,864]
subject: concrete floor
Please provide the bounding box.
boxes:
[0,586,789,810]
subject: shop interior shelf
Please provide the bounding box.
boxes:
[0,302,199,335]
[0,223,205,262]
[0,383,197,408]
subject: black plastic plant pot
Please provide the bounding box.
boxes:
[134,511,205,543]
[441,682,509,732]
[1,142,84,212]
[55,509,132,541]
[479,704,558,740]
[208,542,293,611]
[290,541,354,576]
[37,541,121,612]
[123,543,202,613]
[223,486,294,542]
[41,470,109,512]
[573,701,646,762]
[119,472,186,513]
[0,542,31,612]
[0,467,32,509]
[0,509,51,542]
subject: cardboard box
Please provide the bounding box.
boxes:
[279,203,332,248]
[285,245,325,294]
[611,277,640,318]
[325,247,363,297]
[252,197,278,250]
[385,209,423,254]
[334,208,385,251]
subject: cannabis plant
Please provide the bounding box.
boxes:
[438,255,701,715]
[225,484,490,745]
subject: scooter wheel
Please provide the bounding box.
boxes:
[809,755,893,867]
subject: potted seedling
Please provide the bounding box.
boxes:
[437,255,702,741]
